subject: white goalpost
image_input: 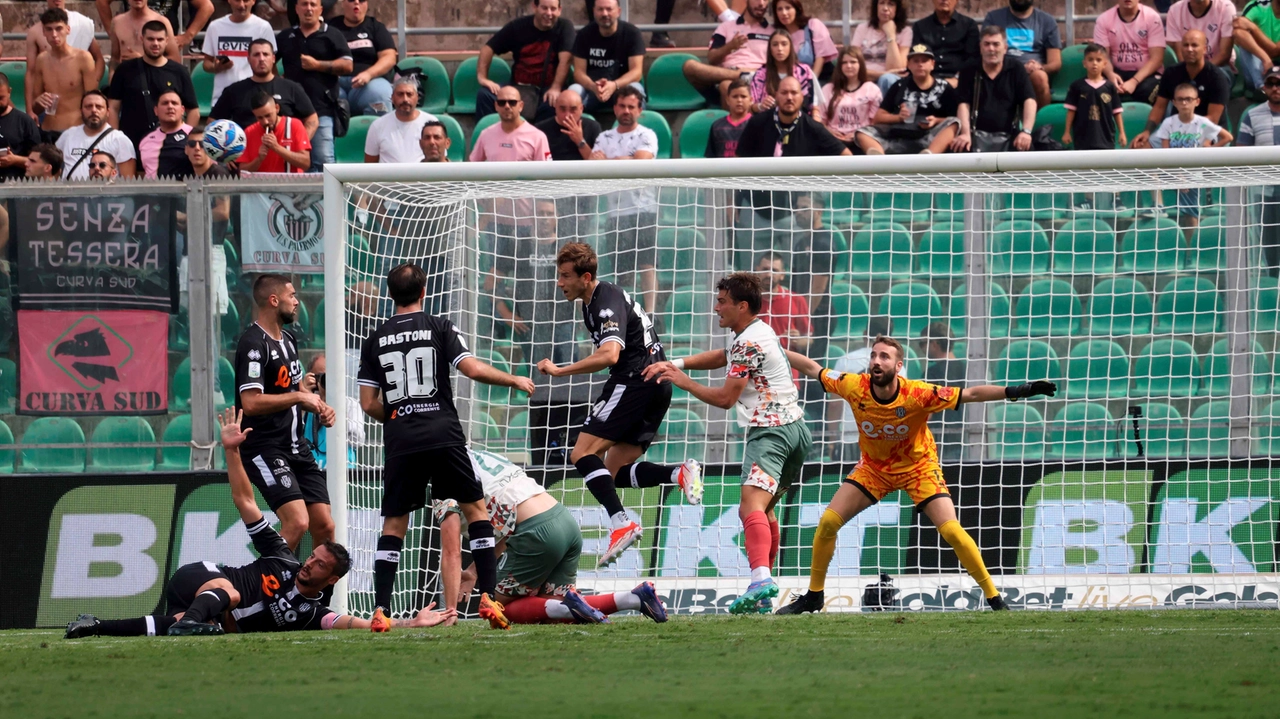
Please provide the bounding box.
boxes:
[324,148,1280,618]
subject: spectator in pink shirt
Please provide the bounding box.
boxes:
[1166,0,1235,83]
[1093,0,1166,103]
[817,46,882,152]
[854,0,912,94]
[772,0,836,80]
[682,0,773,108]
[471,85,551,247]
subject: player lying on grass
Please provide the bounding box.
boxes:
[65,409,454,638]
[776,337,1056,614]
[642,273,812,615]
[436,448,669,630]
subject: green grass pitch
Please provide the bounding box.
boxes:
[2,611,1276,718]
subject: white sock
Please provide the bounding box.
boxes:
[751,566,773,583]
[718,9,739,22]
[610,511,631,530]
[615,591,642,611]
[545,600,572,620]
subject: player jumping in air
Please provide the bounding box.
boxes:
[643,273,812,614]
[436,449,669,629]
[537,242,704,568]
[235,273,336,554]
[65,409,455,638]
[776,337,1056,614]
[358,263,536,631]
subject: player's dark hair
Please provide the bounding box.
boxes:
[387,263,427,307]
[556,242,597,278]
[717,272,763,315]
[142,19,169,36]
[249,38,275,55]
[322,541,351,578]
[613,84,644,107]
[252,273,292,307]
[39,8,68,26]
[250,89,276,110]
[1083,42,1108,58]
[923,321,952,352]
[31,143,63,175]
[872,335,905,361]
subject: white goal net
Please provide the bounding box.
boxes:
[324,150,1280,617]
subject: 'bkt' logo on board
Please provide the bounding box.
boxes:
[1149,469,1279,574]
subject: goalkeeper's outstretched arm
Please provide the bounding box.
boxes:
[964,381,1057,403]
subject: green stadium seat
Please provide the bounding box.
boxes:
[655,227,708,290]
[829,227,850,276]
[474,349,513,407]
[170,312,190,352]
[1191,218,1226,270]
[0,357,14,414]
[1154,276,1221,334]
[1132,338,1200,398]
[313,298,326,347]
[191,63,214,117]
[159,414,192,470]
[1119,215,1183,272]
[827,285,871,343]
[171,357,192,412]
[1052,218,1117,274]
[848,222,913,280]
[677,108,728,158]
[916,222,965,278]
[878,282,943,339]
[89,416,157,472]
[1065,339,1129,400]
[987,403,1045,460]
[993,192,1069,222]
[0,418,12,473]
[665,288,713,347]
[902,344,924,380]
[1126,403,1187,459]
[334,115,376,163]
[1050,44,1087,102]
[467,113,501,156]
[865,192,959,226]
[825,191,863,226]
[436,113,466,163]
[1188,400,1230,457]
[993,339,1062,385]
[1254,285,1280,332]
[1120,102,1153,148]
[629,110,673,158]
[0,61,26,112]
[1089,277,1153,336]
[472,410,504,450]
[657,186,708,229]
[651,407,705,464]
[990,220,1050,275]
[1014,279,1082,337]
[645,53,706,111]
[1035,103,1070,147]
[949,282,1011,339]
[396,56,451,114]
[449,56,510,114]
[22,417,86,473]
[505,410,529,452]
[1047,402,1114,460]
[1203,338,1271,397]
[221,302,242,351]
[1253,400,1280,456]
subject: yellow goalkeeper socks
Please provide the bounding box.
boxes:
[938,520,998,599]
[808,509,845,593]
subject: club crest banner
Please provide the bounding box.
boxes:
[240,192,325,273]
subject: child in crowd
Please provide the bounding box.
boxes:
[1151,83,1233,238]
[817,46,882,153]
[1062,43,1126,212]
[706,79,754,158]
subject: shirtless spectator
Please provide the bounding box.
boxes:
[111,0,180,69]
[682,0,772,108]
[26,1,105,116]
[29,9,98,139]
[96,0,213,54]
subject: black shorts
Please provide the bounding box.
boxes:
[605,212,658,275]
[242,446,329,511]
[580,378,672,450]
[165,561,227,615]
[382,444,483,517]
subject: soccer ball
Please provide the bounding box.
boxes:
[202,119,247,163]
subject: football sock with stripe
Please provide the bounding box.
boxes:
[575,455,628,528]
[95,616,178,636]
[809,509,845,593]
[374,534,403,611]
[614,462,678,488]
[768,516,780,569]
[182,588,231,624]
[586,592,640,613]
[468,521,499,596]
[938,520,999,599]
[742,510,772,582]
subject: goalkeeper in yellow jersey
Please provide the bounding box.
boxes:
[777,336,1056,613]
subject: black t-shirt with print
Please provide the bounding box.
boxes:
[488,15,576,88]
[571,21,645,83]
[337,15,396,80]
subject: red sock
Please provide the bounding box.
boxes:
[583,594,618,614]
[502,597,551,624]
[768,517,780,569]
[742,510,771,571]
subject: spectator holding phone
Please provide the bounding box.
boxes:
[202,0,276,107]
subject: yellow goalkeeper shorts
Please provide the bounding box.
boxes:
[847,463,949,507]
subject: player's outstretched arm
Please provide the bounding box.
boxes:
[961,381,1057,404]
[218,408,265,526]
[785,350,823,380]
[537,342,621,377]
[457,357,537,394]
[327,603,458,630]
[646,362,748,410]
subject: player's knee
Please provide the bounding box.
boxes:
[937,519,965,545]
[310,516,335,542]
[816,508,845,539]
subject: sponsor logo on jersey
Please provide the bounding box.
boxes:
[261,573,281,597]
[895,407,906,418]
[598,308,614,318]
[248,349,261,360]
[248,361,261,378]
[390,402,443,419]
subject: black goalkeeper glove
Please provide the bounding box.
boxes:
[1005,381,1057,401]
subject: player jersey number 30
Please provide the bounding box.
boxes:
[378,346,438,402]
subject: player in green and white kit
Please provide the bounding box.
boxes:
[643,273,812,614]
[436,449,669,628]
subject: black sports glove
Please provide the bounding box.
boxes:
[1005,381,1057,400]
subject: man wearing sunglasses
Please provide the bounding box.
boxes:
[87,151,118,180]
[56,90,137,179]
[470,85,551,260]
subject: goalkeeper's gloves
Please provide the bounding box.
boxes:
[1005,381,1057,400]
